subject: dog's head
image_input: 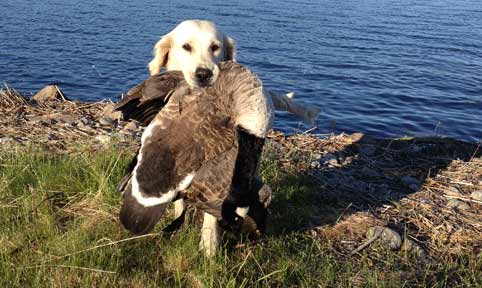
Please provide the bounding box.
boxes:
[148,20,236,88]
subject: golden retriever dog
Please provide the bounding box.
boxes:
[148,20,236,88]
[143,20,319,256]
[146,20,240,256]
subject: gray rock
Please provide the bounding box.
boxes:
[80,117,91,125]
[32,85,68,102]
[470,190,482,201]
[447,199,470,211]
[401,239,427,258]
[367,226,402,250]
[99,117,114,126]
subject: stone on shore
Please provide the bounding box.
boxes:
[32,85,68,102]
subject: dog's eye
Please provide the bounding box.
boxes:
[182,43,192,52]
[210,44,220,52]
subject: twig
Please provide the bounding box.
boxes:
[55,86,67,101]
[20,264,116,274]
[449,181,474,186]
[60,233,158,258]
[349,229,382,256]
[444,194,482,205]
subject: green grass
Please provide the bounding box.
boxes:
[0,147,480,287]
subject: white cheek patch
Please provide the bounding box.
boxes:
[130,120,195,207]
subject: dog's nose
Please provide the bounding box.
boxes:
[195,68,213,84]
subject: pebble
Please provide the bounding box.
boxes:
[401,239,427,259]
[80,117,91,125]
[470,190,482,201]
[99,117,114,126]
[367,226,402,250]
[446,199,470,211]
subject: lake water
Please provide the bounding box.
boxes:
[1,0,481,142]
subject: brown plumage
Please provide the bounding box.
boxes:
[116,61,273,236]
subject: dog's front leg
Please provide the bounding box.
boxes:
[199,212,221,257]
[173,198,185,219]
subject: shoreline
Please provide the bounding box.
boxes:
[1,84,481,286]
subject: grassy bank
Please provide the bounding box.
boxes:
[1,146,480,287]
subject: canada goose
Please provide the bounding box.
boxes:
[115,61,273,256]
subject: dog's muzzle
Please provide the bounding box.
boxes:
[195,68,213,87]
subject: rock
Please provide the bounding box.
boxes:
[80,117,91,125]
[32,85,68,102]
[346,132,364,144]
[95,135,111,146]
[470,190,482,201]
[367,226,402,250]
[51,113,78,124]
[311,153,322,161]
[446,186,459,194]
[101,103,122,121]
[310,161,320,169]
[447,199,470,211]
[401,176,421,190]
[98,116,114,126]
[320,153,338,166]
[121,121,139,134]
[401,239,427,258]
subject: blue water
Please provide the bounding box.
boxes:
[1,0,481,142]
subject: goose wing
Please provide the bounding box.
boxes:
[114,71,184,125]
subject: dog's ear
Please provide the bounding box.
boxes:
[148,34,172,75]
[223,36,236,61]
